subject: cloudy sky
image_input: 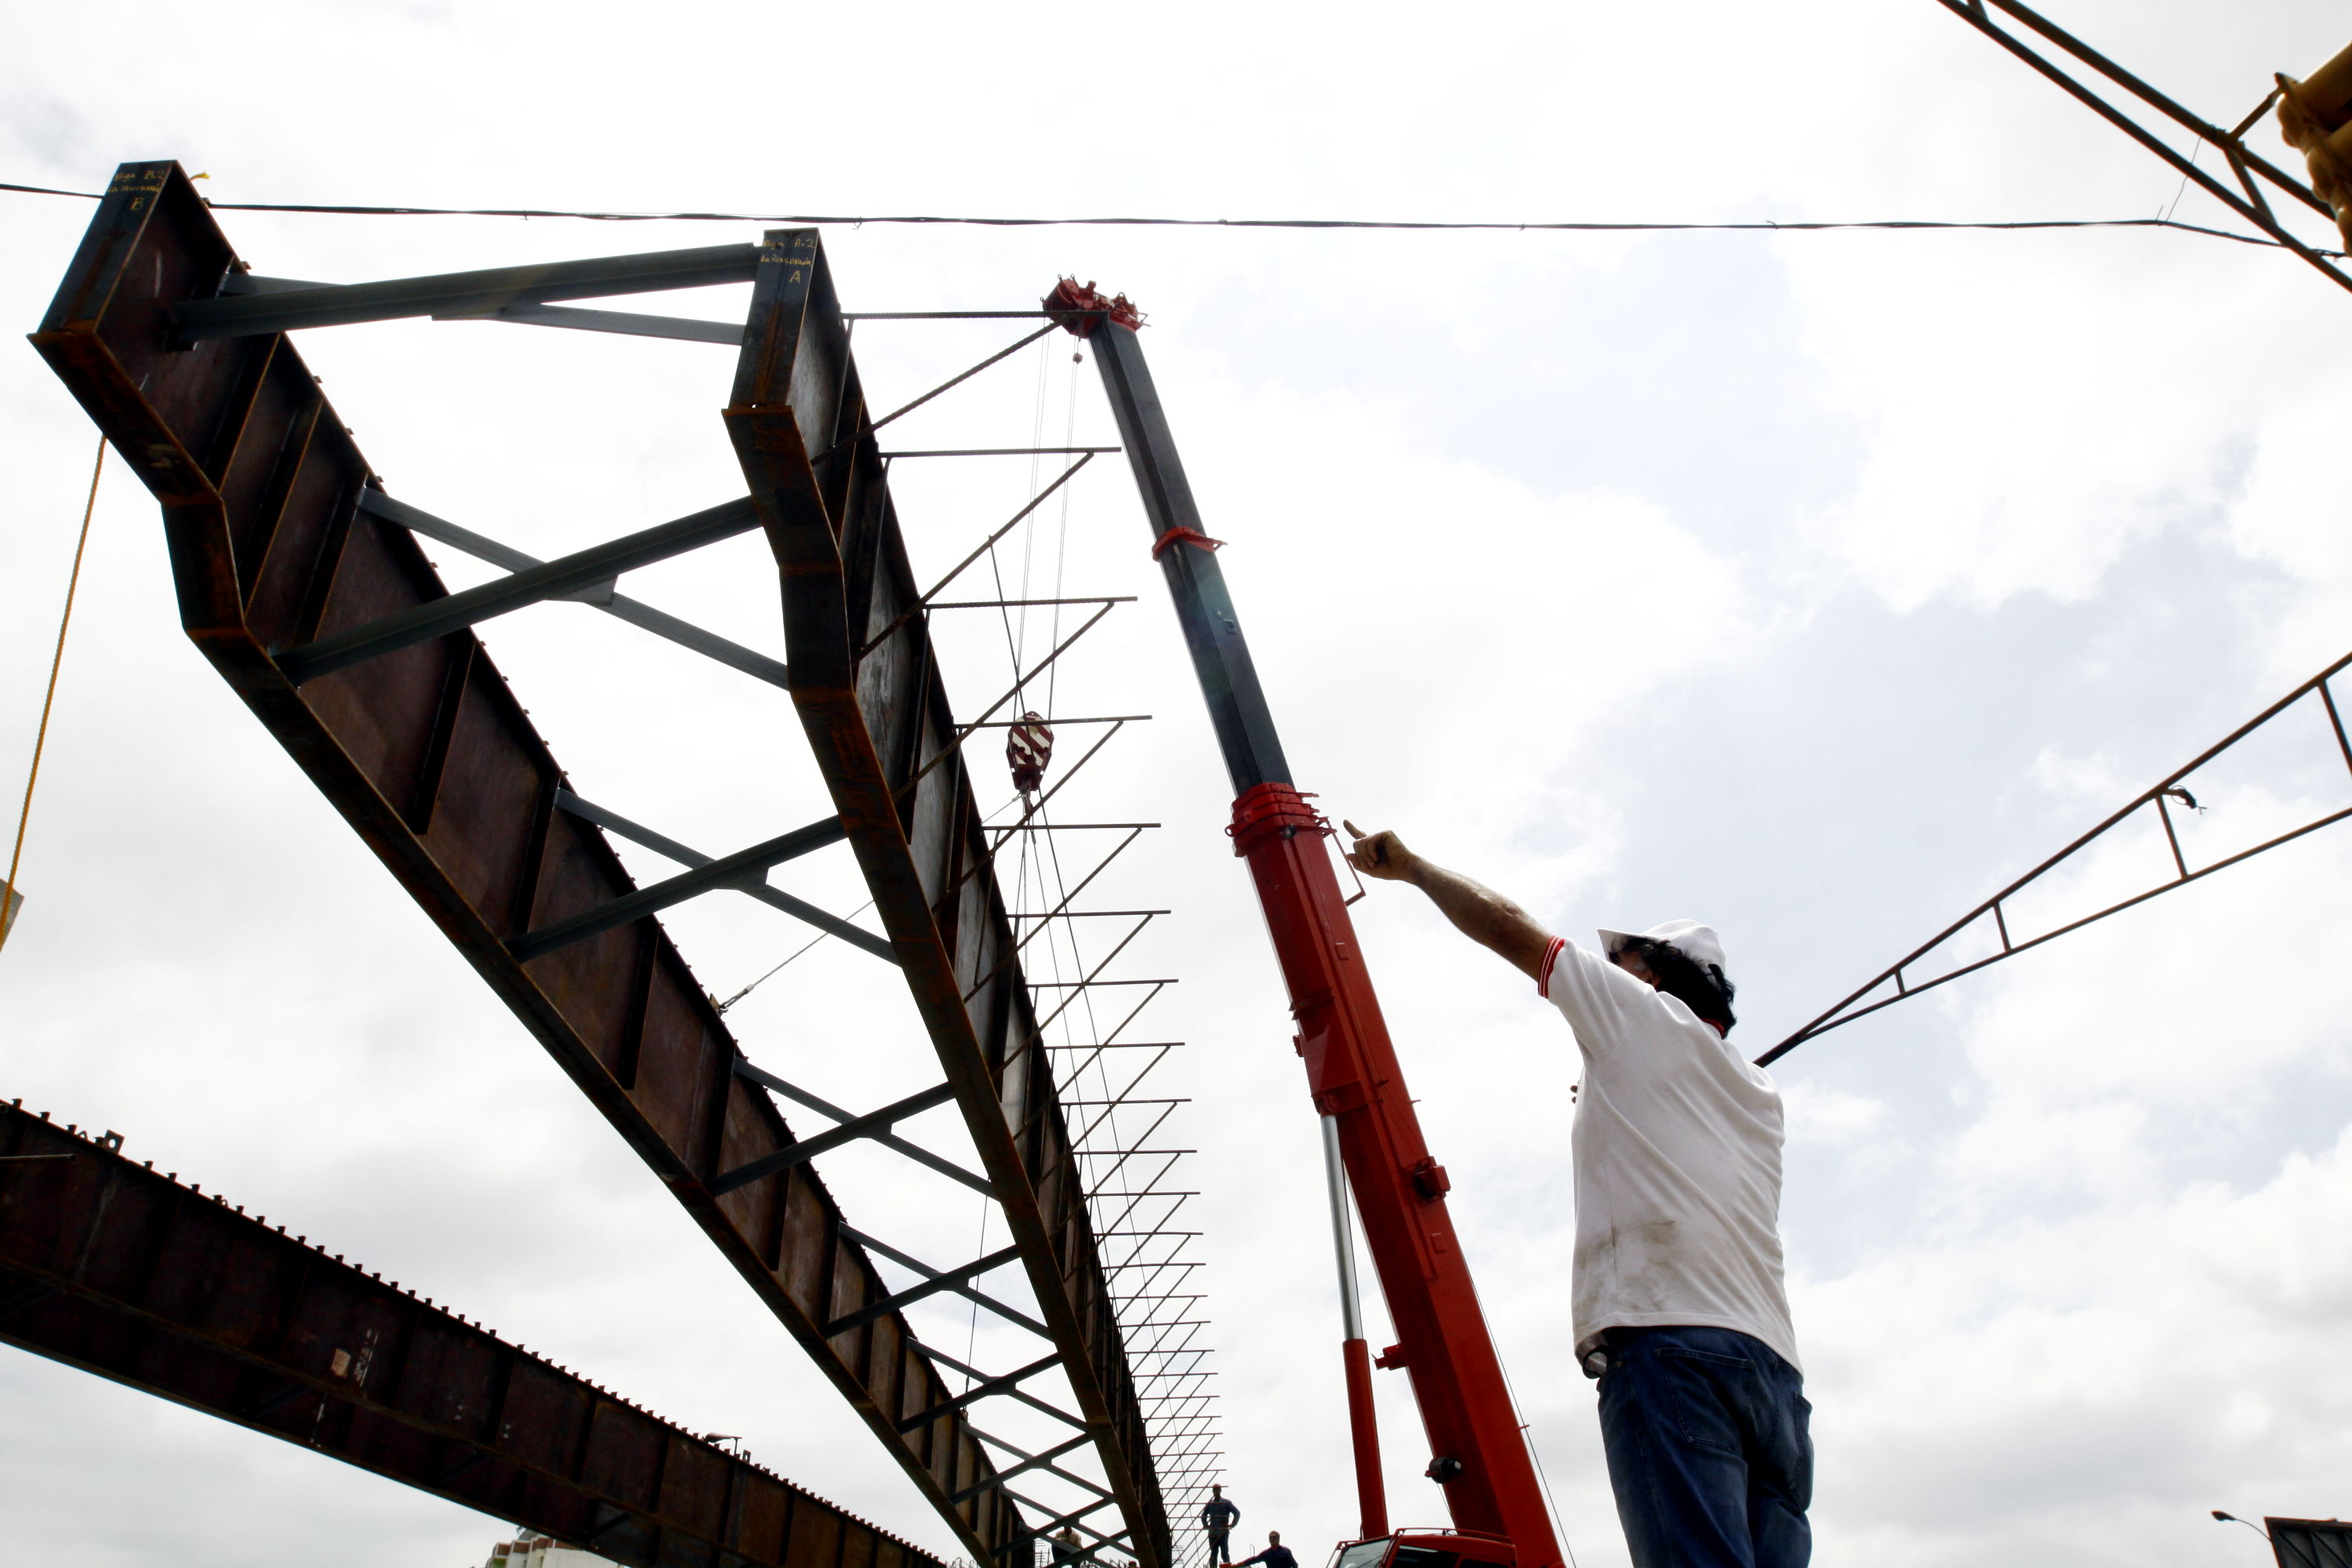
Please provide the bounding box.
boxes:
[5,2,2352,1566]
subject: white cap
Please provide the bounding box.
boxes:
[1597,920,1730,978]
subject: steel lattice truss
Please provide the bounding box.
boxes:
[1935,0,2351,292]
[1763,2,2352,1065]
[1765,649,2352,1063]
[25,161,1222,1568]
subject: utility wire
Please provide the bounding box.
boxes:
[0,180,2335,252]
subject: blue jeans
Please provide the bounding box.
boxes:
[1595,1327,1813,1568]
[1205,1530,1231,1566]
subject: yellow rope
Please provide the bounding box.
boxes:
[2,437,107,953]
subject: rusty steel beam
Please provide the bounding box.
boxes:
[724,230,1169,1568]
[0,1105,943,1568]
[28,161,1025,1565]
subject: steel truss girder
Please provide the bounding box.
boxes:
[0,1109,940,1568]
[30,162,1027,1566]
[2269,1519,2352,1566]
[175,242,764,338]
[361,489,793,689]
[275,495,764,684]
[506,811,846,961]
[557,790,895,962]
[724,229,1169,1568]
[915,1341,1089,1432]
[1936,0,2352,295]
[897,1351,1064,1436]
[735,1060,991,1195]
[970,1426,1111,1504]
[842,1229,1053,1341]
[953,1432,1096,1504]
[1762,646,2352,1063]
[713,1083,958,1196]
[831,1244,1026,1335]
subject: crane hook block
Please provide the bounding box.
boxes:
[1007,711,1054,797]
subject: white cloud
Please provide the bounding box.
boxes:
[1784,1086,1893,1148]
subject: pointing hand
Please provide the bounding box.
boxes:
[1343,820,1415,883]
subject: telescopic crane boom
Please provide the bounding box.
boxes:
[1051,281,1563,1568]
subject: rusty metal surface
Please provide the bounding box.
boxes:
[28,161,1023,1564]
[724,231,1167,1568]
[2270,1519,2352,1568]
[0,1104,942,1568]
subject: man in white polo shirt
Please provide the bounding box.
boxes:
[1344,822,1811,1568]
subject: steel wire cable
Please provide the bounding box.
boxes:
[1492,1348,1581,1568]
[712,889,879,1011]
[980,356,1218,1519]
[2,437,106,956]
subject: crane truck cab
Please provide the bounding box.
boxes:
[1327,1530,1515,1568]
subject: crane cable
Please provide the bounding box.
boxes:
[2,437,106,956]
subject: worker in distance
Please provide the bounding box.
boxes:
[1233,1531,1297,1568]
[1345,822,1811,1568]
[1200,1483,1240,1565]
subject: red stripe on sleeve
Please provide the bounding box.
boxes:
[1537,935,1566,999]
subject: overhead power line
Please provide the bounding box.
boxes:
[0,179,2334,252]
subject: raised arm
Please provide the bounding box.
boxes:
[1344,822,1553,981]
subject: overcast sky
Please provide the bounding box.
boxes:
[5,3,2352,1566]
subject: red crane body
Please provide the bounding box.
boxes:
[1058,281,1563,1568]
[1232,786,1560,1568]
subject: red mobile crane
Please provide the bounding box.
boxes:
[1048,281,1565,1568]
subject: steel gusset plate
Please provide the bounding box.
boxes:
[724,231,1168,1568]
[30,161,1025,1564]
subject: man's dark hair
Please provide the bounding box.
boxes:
[1619,937,1737,1033]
